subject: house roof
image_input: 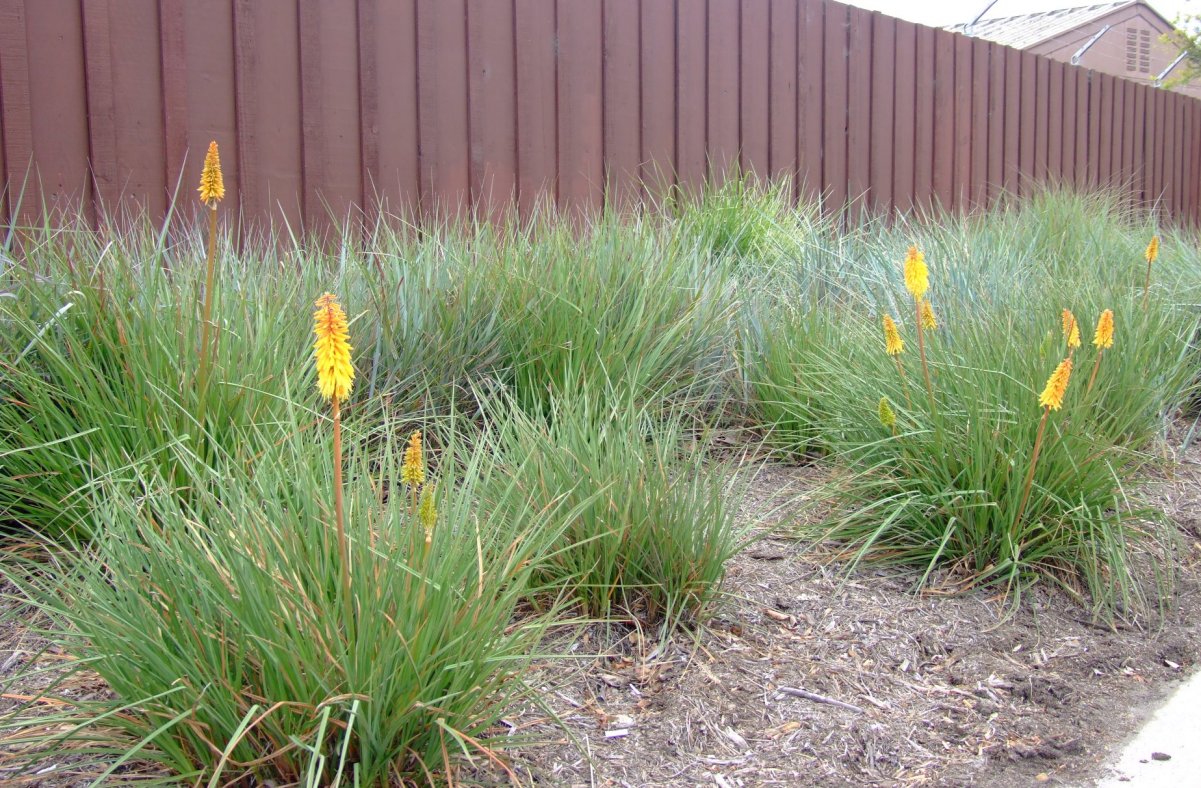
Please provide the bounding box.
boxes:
[948,2,1142,49]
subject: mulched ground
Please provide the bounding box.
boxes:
[3,424,1200,786]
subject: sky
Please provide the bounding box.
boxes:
[841,0,1199,28]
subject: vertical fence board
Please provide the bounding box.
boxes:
[707,0,739,184]
[640,0,675,197]
[159,0,188,211]
[177,0,236,218]
[952,34,971,208]
[986,42,1005,203]
[1033,56,1048,182]
[1143,84,1158,205]
[846,7,872,218]
[1190,102,1200,224]
[797,0,824,200]
[362,0,419,216]
[1153,88,1166,207]
[1019,52,1036,193]
[22,1,91,222]
[1060,62,1076,187]
[1074,69,1089,190]
[557,0,602,212]
[913,24,935,210]
[768,0,797,182]
[81,1,118,213]
[468,0,518,215]
[234,0,302,231]
[301,0,362,230]
[869,13,895,214]
[1098,73,1114,188]
[1087,72,1102,188]
[1181,96,1193,222]
[1132,84,1146,203]
[515,0,556,215]
[603,0,641,207]
[1003,47,1020,195]
[932,29,954,209]
[1046,60,1062,183]
[1170,92,1182,215]
[676,0,706,193]
[418,0,470,215]
[892,19,915,213]
[822,1,848,212]
[969,38,989,207]
[740,0,769,177]
[1119,80,1134,198]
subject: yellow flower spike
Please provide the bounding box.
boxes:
[312,293,354,402]
[1145,235,1159,264]
[1038,358,1073,412]
[402,430,425,488]
[1093,309,1114,350]
[920,299,938,330]
[197,140,225,207]
[903,245,929,300]
[877,397,897,429]
[882,314,904,356]
[1061,309,1081,351]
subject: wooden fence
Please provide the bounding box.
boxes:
[1,0,1199,234]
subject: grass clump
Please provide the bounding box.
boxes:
[743,204,1200,613]
[4,411,563,784]
[485,389,745,630]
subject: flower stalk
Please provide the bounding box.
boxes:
[313,293,355,624]
[1142,235,1158,311]
[1012,357,1073,542]
[904,247,937,420]
[882,313,913,409]
[196,141,224,426]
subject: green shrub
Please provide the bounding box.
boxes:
[483,389,746,629]
[3,412,563,784]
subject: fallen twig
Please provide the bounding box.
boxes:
[775,686,864,714]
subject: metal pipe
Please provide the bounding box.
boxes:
[1071,24,1112,65]
[1155,52,1188,86]
[964,0,1001,37]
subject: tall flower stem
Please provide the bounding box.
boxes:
[1085,350,1104,396]
[1011,407,1050,544]
[333,395,352,625]
[196,205,219,427]
[913,297,936,419]
[1142,260,1152,312]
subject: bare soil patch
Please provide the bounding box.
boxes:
[3,431,1200,786]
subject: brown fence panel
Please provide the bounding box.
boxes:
[1047,60,1063,183]
[952,34,971,208]
[970,38,989,207]
[676,0,706,193]
[987,42,1005,202]
[769,0,798,185]
[913,24,936,210]
[870,13,896,214]
[469,0,518,216]
[741,0,770,178]
[931,29,955,209]
[360,0,419,217]
[892,19,916,213]
[1060,61,1076,187]
[707,0,739,185]
[1003,47,1021,196]
[797,0,824,200]
[640,0,675,199]
[5,0,1201,233]
[556,0,603,214]
[516,0,556,216]
[846,7,872,219]
[822,2,849,212]
[603,0,641,208]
